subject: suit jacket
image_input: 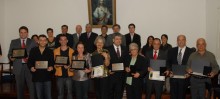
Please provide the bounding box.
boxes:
[125,33,141,49]
[8,38,37,75]
[107,45,128,77]
[105,33,126,47]
[125,55,147,77]
[72,33,80,50]
[167,47,194,70]
[79,32,98,53]
[145,49,167,74]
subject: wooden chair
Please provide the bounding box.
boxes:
[0,62,14,83]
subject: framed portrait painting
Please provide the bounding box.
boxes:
[88,0,116,28]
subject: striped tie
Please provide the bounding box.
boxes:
[177,49,182,65]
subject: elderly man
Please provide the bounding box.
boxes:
[72,25,82,49]
[186,38,219,99]
[79,24,98,53]
[167,35,194,99]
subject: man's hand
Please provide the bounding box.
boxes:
[64,65,70,69]
[132,72,140,78]
[47,66,53,71]
[31,67,36,72]
[10,57,16,61]
[208,72,215,78]
[84,68,91,73]
[164,70,170,76]
[125,67,130,73]
[169,71,174,77]
[187,68,192,74]
[148,67,153,72]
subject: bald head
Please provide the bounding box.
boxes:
[196,38,206,52]
[75,25,82,34]
[177,35,186,48]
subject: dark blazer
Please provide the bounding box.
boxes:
[107,45,128,71]
[125,33,141,49]
[8,38,37,75]
[79,32,98,53]
[141,45,153,56]
[145,49,167,74]
[55,33,74,48]
[167,47,194,70]
[125,55,147,77]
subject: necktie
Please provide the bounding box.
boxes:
[116,47,120,58]
[21,40,27,63]
[87,33,90,39]
[153,50,157,60]
[22,40,26,48]
[177,49,182,65]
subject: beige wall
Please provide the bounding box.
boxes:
[0,0,219,64]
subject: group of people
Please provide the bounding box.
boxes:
[3,23,219,99]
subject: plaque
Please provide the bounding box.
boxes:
[71,60,86,70]
[35,61,48,69]
[150,59,166,71]
[12,48,27,58]
[191,60,210,76]
[55,56,68,65]
[172,65,187,78]
[112,63,124,71]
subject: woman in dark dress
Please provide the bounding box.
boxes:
[46,28,55,50]
[141,36,154,56]
[160,34,172,53]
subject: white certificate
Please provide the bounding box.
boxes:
[92,65,104,78]
[112,63,124,71]
[149,71,165,81]
[126,77,132,85]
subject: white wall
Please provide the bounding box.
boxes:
[206,0,220,63]
[0,0,5,62]
[0,0,212,63]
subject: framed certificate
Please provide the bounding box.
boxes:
[150,59,166,71]
[91,65,105,78]
[112,63,124,71]
[55,56,68,65]
[35,61,48,69]
[11,48,27,58]
[191,60,210,76]
[71,60,86,70]
[149,71,165,81]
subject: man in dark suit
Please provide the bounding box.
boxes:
[72,25,82,49]
[105,24,126,47]
[145,38,168,99]
[167,35,194,99]
[55,25,74,48]
[79,24,98,53]
[8,26,37,99]
[125,23,141,49]
[107,33,128,99]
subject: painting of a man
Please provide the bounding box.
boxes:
[88,0,116,27]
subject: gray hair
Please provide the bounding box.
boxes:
[94,36,105,45]
[113,32,122,39]
[129,43,139,51]
[85,23,92,27]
